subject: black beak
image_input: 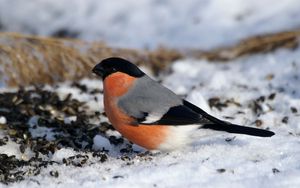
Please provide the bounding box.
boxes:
[92,63,104,77]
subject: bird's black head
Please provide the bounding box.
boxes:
[92,57,145,79]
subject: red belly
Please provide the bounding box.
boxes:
[102,72,169,150]
[105,99,168,150]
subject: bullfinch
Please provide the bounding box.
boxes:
[92,57,275,151]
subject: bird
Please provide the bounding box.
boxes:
[92,57,275,151]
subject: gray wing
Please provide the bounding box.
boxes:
[117,75,183,124]
[117,75,212,126]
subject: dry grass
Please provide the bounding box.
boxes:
[192,30,300,61]
[0,30,299,87]
[0,33,140,86]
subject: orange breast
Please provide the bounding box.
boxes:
[103,72,169,150]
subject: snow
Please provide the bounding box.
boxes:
[92,135,111,151]
[0,0,299,49]
[64,116,78,124]
[51,148,80,162]
[0,137,35,161]
[0,116,6,124]
[0,47,299,187]
[28,116,56,141]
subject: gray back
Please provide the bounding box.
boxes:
[117,75,182,120]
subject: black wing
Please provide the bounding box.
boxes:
[139,102,212,125]
[183,100,275,137]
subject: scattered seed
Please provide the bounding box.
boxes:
[268,93,276,100]
[290,107,298,113]
[0,139,6,146]
[90,89,103,94]
[71,82,88,93]
[225,136,236,142]
[255,119,263,127]
[223,116,235,120]
[109,136,124,145]
[113,175,124,179]
[250,100,263,116]
[120,155,131,161]
[208,97,227,111]
[49,171,59,178]
[19,144,26,153]
[80,158,88,165]
[92,152,108,163]
[217,169,226,173]
[62,158,69,165]
[282,116,289,124]
[272,168,280,174]
[257,96,265,102]
[0,84,140,184]
[265,74,274,80]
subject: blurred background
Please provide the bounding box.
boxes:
[0,0,300,87]
[0,0,300,49]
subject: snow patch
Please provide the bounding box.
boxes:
[93,135,111,151]
[0,116,7,124]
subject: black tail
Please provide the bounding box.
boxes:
[183,100,275,137]
[202,123,274,137]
